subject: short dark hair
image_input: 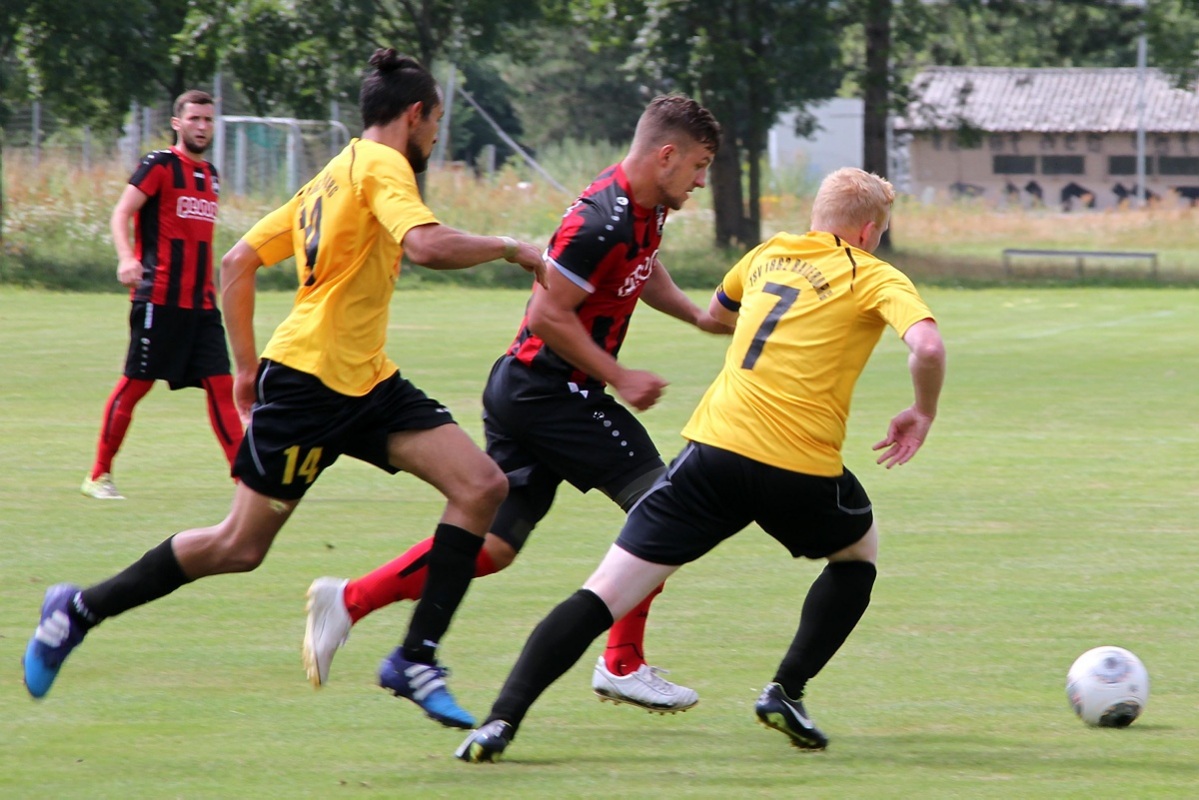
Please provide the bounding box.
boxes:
[637,95,722,154]
[360,49,440,129]
[173,90,214,118]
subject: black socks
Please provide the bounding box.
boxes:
[76,535,192,626]
[403,523,483,664]
[774,560,877,699]
[487,588,615,733]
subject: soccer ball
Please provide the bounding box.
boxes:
[1066,646,1149,727]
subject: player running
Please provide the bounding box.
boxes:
[303,95,729,714]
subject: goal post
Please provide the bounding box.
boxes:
[214,115,350,197]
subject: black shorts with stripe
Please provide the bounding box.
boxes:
[481,355,664,549]
[233,360,456,500]
[616,442,874,566]
[123,301,231,389]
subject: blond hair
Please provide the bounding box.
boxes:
[810,168,895,233]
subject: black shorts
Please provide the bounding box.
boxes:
[481,355,664,548]
[233,361,456,500]
[616,442,874,565]
[124,302,231,390]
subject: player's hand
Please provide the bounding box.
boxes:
[233,366,258,426]
[872,406,935,468]
[116,256,142,287]
[695,311,734,335]
[612,368,668,412]
[510,241,550,289]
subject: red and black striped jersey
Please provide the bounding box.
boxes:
[128,146,220,310]
[507,163,666,386]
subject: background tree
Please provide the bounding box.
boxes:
[9,0,222,131]
[496,23,646,151]
[573,0,841,249]
[447,60,529,169]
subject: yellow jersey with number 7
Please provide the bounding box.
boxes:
[681,230,934,477]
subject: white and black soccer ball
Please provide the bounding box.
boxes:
[1066,646,1149,727]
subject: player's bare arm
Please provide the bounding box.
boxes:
[220,240,266,421]
[403,223,548,288]
[528,275,666,411]
[873,319,945,468]
[110,184,150,287]
[639,259,733,334]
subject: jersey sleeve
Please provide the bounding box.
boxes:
[860,264,935,337]
[362,156,439,246]
[243,194,300,267]
[715,242,768,310]
[546,198,622,289]
[128,152,166,197]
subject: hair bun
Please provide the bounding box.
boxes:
[369,48,421,74]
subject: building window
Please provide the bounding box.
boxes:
[993,155,1036,175]
[1109,156,1154,175]
[1041,156,1085,175]
[1158,156,1199,176]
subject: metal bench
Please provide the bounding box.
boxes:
[1002,248,1159,279]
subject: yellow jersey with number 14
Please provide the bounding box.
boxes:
[681,230,934,477]
[243,138,439,396]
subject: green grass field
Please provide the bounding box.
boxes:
[2,285,1198,799]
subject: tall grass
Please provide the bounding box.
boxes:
[4,145,1199,291]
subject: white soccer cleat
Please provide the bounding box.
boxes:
[302,577,351,688]
[591,656,699,713]
[81,473,124,500]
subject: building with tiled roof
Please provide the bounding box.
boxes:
[894,67,1199,209]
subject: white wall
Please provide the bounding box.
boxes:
[769,98,864,182]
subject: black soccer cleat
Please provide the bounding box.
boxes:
[455,720,514,763]
[754,683,829,750]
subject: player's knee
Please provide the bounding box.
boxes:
[208,526,271,573]
[484,536,518,570]
[222,541,270,573]
[828,523,879,564]
[471,465,509,513]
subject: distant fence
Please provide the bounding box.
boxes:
[1002,248,1160,280]
[216,116,350,197]
[2,101,354,198]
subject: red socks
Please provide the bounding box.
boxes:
[202,374,244,467]
[90,374,244,480]
[603,582,665,676]
[343,536,498,623]
[91,377,154,478]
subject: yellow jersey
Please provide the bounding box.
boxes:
[243,138,439,396]
[681,231,934,476]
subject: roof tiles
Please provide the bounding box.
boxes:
[896,67,1199,133]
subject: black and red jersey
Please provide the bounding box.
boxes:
[128,146,220,310]
[507,163,666,386]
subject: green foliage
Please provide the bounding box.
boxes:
[449,60,528,168]
[1146,0,1199,83]
[493,25,646,150]
[9,0,221,130]
[570,0,844,247]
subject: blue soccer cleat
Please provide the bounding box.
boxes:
[378,648,475,729]
[23,583,88,699]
